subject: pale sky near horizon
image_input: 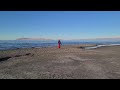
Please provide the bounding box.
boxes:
[0,11,120,40]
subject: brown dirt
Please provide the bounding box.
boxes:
[0,45,120,79]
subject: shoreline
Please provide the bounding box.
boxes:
[0,44,96,51]
[1,43,120,51]
[0,42,119,50]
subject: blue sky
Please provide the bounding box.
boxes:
[0,11,120,40]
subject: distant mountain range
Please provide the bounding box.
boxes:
[16,38,53,41]
[62,37,120,41]
[16,37,120,41]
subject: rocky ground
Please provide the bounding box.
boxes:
[0,44,120,79]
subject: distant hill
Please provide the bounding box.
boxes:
[16,38,53,41]
[87,37,120,41]
[16,37,120,41]
[62,37,120,41]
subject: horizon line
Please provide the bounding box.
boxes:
[1,36,120,40]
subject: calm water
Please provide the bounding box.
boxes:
[0,40,120,50]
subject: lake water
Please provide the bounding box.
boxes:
[0,40,120,50]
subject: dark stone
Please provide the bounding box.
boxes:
[25,53,31,56]
[0,57,11,62]
[80,46,85,49]
[14,55,22,57]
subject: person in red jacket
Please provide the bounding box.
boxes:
[58,40,62,48]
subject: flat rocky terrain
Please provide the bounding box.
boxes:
[0,44,120,79]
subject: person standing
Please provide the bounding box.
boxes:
[58,40,62,48]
